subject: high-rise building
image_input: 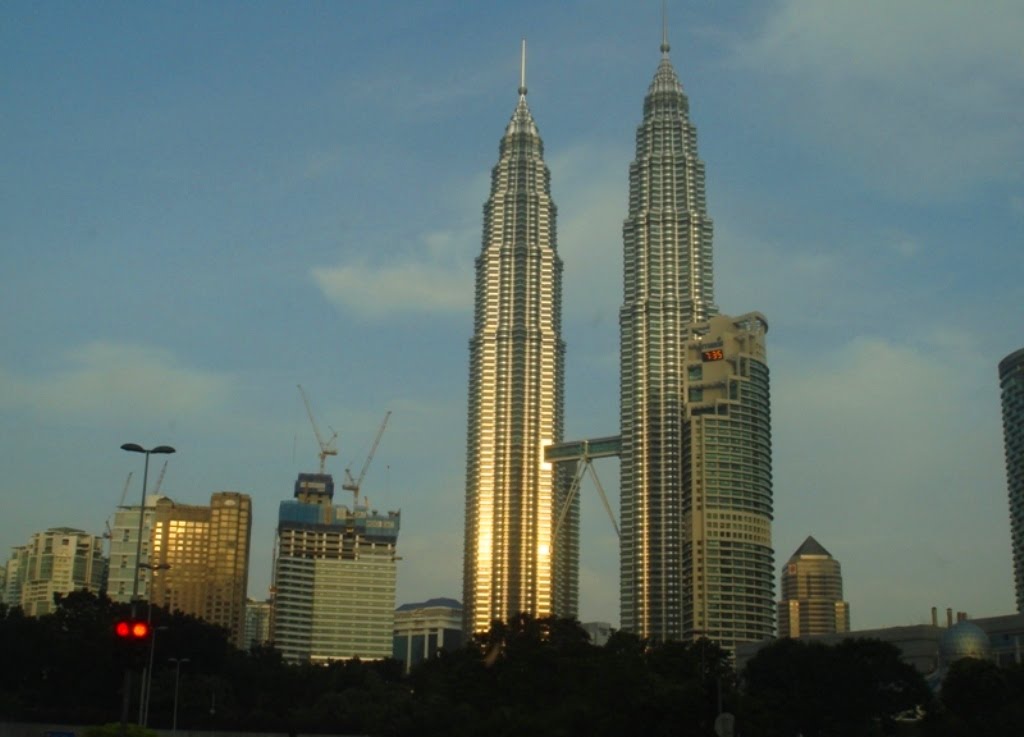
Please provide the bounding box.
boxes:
[393,597,463,673]
[147,491,252,648]
[1000,348,1024,612]
[272,472,400,663]
[108,496,162,603]
[619,28,773,649]
[778,536,850,638]
[3,527,107,616]
[245,598,272,650]
[463,42,571,634]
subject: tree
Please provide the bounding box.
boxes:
[742,637,930,737]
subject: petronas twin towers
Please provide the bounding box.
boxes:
[465,28,775,650]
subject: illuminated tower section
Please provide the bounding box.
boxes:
[463,42,569,633]
[619,30,718,640]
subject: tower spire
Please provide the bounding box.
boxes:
[661,0,670,55]
[519,38,527,97]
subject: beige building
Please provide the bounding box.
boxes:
[778,536,850,638]
[677,313,775,652]
[149,492,252,647]
[3,527,107,616]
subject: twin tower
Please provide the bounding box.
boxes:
[464,33,775,652]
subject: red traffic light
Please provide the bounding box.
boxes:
[115,620,151,639]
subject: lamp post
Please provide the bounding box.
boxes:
[119,443,174,737]
[141,623,168,726]
[169,657,190,733]
[120,443,175,610]
[138,562,170,725]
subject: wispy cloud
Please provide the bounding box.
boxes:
[311,229,475,316]
[0,342,231,419]
[731,0,1024,200]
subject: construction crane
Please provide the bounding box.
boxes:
[104,472,135,540]
[119,472,133,507]
[342,410,391,508]
[152,460,168,496]
[298,384,338,474]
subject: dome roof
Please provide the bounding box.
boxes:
[939,621,991,664]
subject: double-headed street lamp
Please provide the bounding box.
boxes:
[120,443,175,610]
[119,442,174,737]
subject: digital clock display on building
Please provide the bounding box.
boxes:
[701,348,724,362]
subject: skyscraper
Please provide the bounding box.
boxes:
[272,472,400,663]
[463,42,570,634]
[619,27,774,648]
[778,536,850,638]
[1000,348,1024,612]
[148,491,252,648]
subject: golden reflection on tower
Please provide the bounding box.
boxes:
[463,41,570,633]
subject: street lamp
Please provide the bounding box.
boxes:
[141,623,168,727]
[119,443,174,737]
[169,657,190,733]
[120,443,175,609]
[138,562,170,725]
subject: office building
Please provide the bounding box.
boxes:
[3,527,107,616]
[393,597,463,673]
[463,41,571,634]
[272,472,400,663]
[1000,347,1024,612]
[146,491,252,648]
[619,28,773,650]
[778,536,850,638]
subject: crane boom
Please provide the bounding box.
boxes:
[152,460,168,496]
[118,472,133,507]
[342,410,391,507]
[298,384,338,474]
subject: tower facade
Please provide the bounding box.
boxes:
[272,473,400,663]
[1000,348,1024,612]
[148,491,252,648]
[619,34,773,648]
[778,536,850,638]
[463,44,570,634]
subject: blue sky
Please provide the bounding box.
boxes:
[2,0,1022,630]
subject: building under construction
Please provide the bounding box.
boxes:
[271,472,400,663]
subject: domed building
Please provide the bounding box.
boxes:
[939,619,992,667]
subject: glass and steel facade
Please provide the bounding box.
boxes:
[619,37,773,649]
[463,56,571,634]
[1000,348,1024,612]
[777,535,850,638]
[272,473,400,663]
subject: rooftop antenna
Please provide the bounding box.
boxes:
[518,38,527,97]
[661,0,671,55]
